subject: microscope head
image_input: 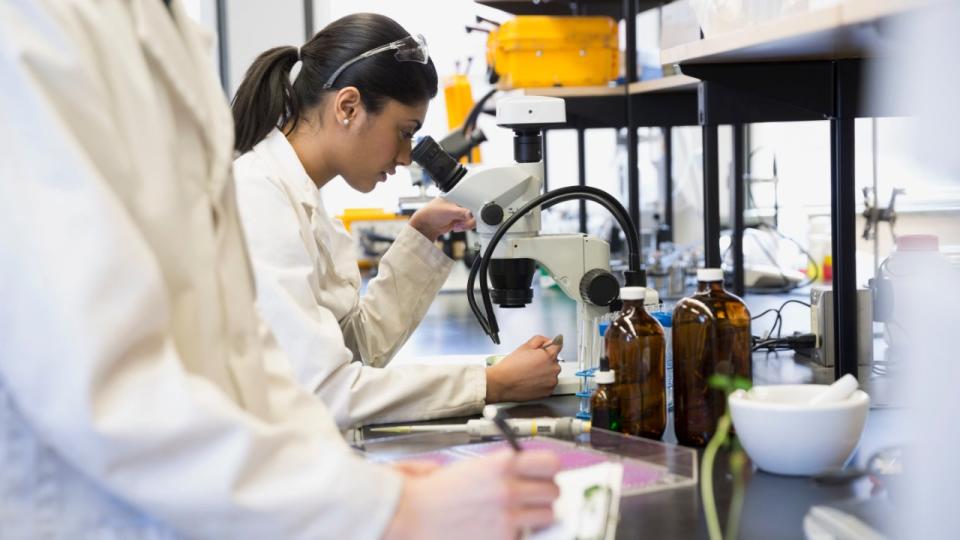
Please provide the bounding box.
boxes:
[410,96,566,191]
[497,96,566,163]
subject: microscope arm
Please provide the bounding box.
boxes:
[500,234,614,368]
[442,163,543,238]
[501,234,612,306]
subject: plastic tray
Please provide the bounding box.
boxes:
[359,429,697,497]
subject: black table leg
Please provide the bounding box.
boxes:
[663,126,674,244]
[732,124,747,296]
[702,123,722,268]
[623,0,640,254]
[831,114,858,380]
[577,127,587,234]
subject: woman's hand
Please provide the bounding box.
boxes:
[407,197,476,242]
[485,335,562,403]
[383,450,560,540]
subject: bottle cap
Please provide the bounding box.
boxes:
[595,369,615,384]
[697,268,724,283]
[598,320,611,337]
[620,286,646,301]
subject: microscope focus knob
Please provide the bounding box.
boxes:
[480,203,504,226]
[580,268,619,307]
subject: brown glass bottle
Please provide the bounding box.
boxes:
[605,287,666,440]
[590,357,620,432]
[672,268,752,447]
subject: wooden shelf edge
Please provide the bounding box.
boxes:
[507,75,698,98]
[627,75,699,94]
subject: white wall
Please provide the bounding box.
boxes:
[226,0,305,96]
[181,0,221,78]
[315,0,516,218]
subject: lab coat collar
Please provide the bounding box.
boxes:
[131,0,233,200]
[255,128,323,212]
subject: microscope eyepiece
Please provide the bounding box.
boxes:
[411,136,468,192]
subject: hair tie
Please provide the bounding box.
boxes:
[288,60,303,85]
[288,46,303,86]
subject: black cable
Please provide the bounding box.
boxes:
[772,299,811,338]
[750,299,811,346]
[462,88,497,136]
[472,186,643,343]
[752,332,816,352]
[466,247,491,336]
[750,307,780,321]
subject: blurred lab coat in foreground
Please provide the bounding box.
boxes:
[0,1,400,537]
[234,129,486,429]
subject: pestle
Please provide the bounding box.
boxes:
[808,374,859,405]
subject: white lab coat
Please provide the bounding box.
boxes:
[234,129,486,429]
[0,1,400,538]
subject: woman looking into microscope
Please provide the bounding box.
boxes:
[231,13,562,430]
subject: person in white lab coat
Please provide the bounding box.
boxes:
[231,13,563,429]
[0,1,559,538]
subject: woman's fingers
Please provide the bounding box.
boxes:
[392,460,442,477]
[509,507,557,530]
[522,335,551,349]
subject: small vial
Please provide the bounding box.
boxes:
[590,356,620,432]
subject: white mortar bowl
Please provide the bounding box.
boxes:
[728,385,870,476]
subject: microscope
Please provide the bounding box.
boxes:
[411,96,645,377]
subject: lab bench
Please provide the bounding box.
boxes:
[362,395,902,539]
[375,285,903,539]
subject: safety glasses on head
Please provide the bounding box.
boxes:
[323,34,429,89]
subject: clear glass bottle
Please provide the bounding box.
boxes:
[605,286,666,440]
[672,268,752,447]
[590,357,620,432]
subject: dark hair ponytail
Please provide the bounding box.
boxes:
[232,13,439,154]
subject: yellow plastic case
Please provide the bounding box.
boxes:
[442,74,481,163]
[337,208,408,270]
[486,16,619,88]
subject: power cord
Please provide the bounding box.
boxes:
[753,332,816,352]
[751,299,813,352]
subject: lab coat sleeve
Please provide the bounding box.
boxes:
[0,5,400,539]
[343,225,456,367]
[235,175,487,430]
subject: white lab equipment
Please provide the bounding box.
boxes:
[370,416,591,438]
[411,96,646,415]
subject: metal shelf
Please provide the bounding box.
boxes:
[664,0,931,381]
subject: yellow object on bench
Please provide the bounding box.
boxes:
[486,16,619,88]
